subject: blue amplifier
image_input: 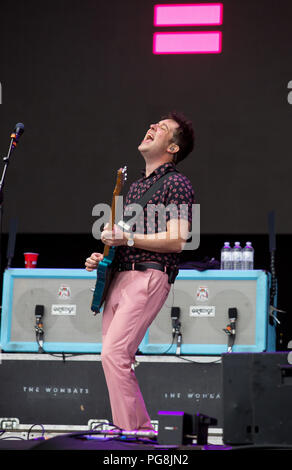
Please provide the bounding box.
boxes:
[139,269,276,355]
[0,268,101,353]
[0,268,276,355]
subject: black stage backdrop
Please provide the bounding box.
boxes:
[0,0,291,346]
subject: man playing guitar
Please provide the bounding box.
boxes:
[85,112,195,435]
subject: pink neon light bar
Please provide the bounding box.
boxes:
[154,3,223,26]
[153,31,222,54]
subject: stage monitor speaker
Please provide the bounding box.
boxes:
[139,269,276,355]
[0,268,102,353]
[222,352,292,446]
[157,411,193,445]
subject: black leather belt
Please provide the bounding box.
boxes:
[117,262,167,273]
[116,262,178,284]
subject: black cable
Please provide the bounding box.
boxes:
[27,423,45,440]
[0,436,27,441]
[91,422,106,430]
[159,338,175,355]
[35,351,96,360]
[175,355,222,365]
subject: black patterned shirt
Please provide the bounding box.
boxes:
[114,161,195,269]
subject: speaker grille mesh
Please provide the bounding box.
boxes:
[10,277,102,343]
[148,279,257,346]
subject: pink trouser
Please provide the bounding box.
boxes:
[101,268,171,431]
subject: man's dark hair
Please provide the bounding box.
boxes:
[163,111,195,164]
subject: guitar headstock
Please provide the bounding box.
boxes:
[114,165,127,196]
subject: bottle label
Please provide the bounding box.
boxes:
[243,252,253,261]
[222,252,232,261]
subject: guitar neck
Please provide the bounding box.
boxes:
[102,165,127,259]
[103,191,116,258]
[103,244,110,258]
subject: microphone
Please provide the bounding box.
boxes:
[35,304,44,319]
[14,122,24,138]
[10,123,24,148]
[228,307,238,336]
[171,307,180,337]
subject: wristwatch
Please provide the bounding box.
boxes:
[127,232,135,247]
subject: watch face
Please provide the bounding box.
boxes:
[127,238,134,247]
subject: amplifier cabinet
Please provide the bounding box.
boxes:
[0,268,276,355]
[0,268,101,353]
[139,270,276,355]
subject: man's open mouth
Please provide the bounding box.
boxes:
[144,132,154,143]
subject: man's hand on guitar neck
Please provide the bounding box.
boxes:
[101,223,126,247]
[85,252,104,271]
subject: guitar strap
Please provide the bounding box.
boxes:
[118,168,179,232]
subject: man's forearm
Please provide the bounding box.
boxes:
[124,231,184,253]
[101,219,189,254]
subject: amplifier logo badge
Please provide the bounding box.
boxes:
[58,285,71,299]
[196,286,209,302]
[190,306,215,317]
[51,304,76,316]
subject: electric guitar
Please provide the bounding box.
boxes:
[91,166,127,314]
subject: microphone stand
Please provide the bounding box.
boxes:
[171,307,182,355]
[0,126,24,287]
[0,139,15,290]
[223,307,238,352]
[35,305,45,353]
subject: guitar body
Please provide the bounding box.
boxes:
[91,247,116,314]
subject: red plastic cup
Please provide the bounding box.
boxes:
[24,252,39,268]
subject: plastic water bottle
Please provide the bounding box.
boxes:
[232,242,243,270]
[220,242,232,270]
[242,242,254,270]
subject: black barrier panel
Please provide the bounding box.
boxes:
[222,352,292,446]
[0,355,222,428]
